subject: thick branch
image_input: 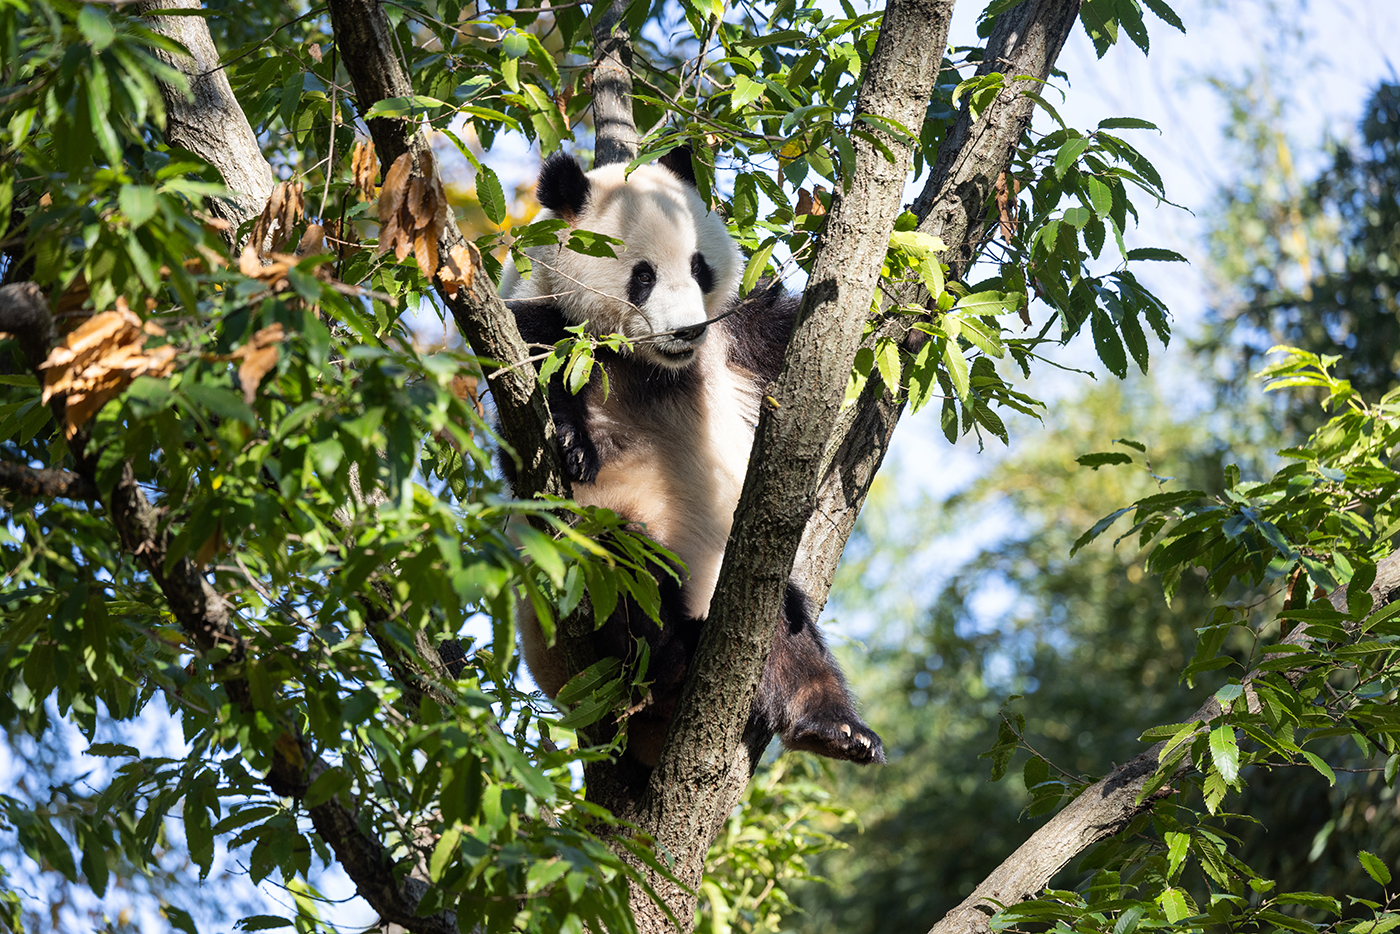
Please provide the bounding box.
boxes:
[794,0,1085,613]
[629,0,954,922]
[135,0,276,235]
[926,553,1400,934]
[0,461,97,500]
[591,0,638,167]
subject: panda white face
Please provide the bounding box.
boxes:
[510,153,742,370]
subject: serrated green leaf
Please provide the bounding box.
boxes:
[1359,850,1392,887]
[476,164,506,225]
[1302,750,1336,786]
[1209,724,1239,784]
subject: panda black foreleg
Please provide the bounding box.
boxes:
[751,583,885,764]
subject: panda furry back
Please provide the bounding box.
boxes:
[503,150,884,767]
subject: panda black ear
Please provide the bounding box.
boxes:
[537,153,590,222]
[658,146,698,188]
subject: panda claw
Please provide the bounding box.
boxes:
[787,712,885,765]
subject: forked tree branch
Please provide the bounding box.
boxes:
[795,0,1084,613]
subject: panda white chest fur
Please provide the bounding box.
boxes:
[502,150,885,767]
[577,327,761,617]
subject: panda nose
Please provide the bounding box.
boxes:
[673,324,707,342]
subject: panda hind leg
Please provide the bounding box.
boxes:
[754,584,885,765]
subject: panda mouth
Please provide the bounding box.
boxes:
[656,346,696,364]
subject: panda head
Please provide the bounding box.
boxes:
[521,150,742,370]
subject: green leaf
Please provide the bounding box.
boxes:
[731,75,763,107]
[874,337,902,396]
[1302,750,1336,786]
[78,5,116,51]
[1208,724,1239,784]
[941,337,970,402]
[502,31,529,58]
[1139,0,1185,32]
[476,164,506,226]
[1077,452,1133,468]
[1158,887,1189,923]
[119,185,158,228]
[1165,830,1189,880]
[429,825,461,881]
[1054,137,1091,178]
[1359,850,1392,887]
[1091,307,1127,378]
[364,95,449,118]
[742,239,776,295]
[236,917,294,931]
[1126,247,1187,263]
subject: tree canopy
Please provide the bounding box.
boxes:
[1,0,1397,932]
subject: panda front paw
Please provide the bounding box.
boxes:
[559,431,601,484]
[787,711,886,765]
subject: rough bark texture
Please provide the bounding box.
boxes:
[925,553,1400,934]
[617,0,954,925]
[795,0,1084,613]
[135,0,275,234]
[591,0,638,167]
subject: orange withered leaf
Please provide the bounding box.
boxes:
[438,241,479,300]
[231,323,286,405]
[351,139,378,202]
[39,298,178,437]
[375,150,449,282]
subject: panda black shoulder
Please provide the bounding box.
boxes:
[507,297,573,349]
[722,281,801,384]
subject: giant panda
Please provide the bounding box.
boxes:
[501,149,884,767]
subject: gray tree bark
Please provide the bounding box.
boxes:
[625,0,955,925]
[136,0,275,236]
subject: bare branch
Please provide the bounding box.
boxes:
[0,461,98,500]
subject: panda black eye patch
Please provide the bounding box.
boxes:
[628,261,657,307]
[691,253,714,294]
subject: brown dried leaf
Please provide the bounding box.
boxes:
[407,175,428,228]
[296,223,326,256]
[413,228,438,281]
[307,42,322,62]
[452,374,485,417]
[995,170,1017,242]
[352,140,377,201]
[379,152,413,227]
[250,180,306,255]
[38,299,178,436]
[438,241,479,300]
[238,345,280,404]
